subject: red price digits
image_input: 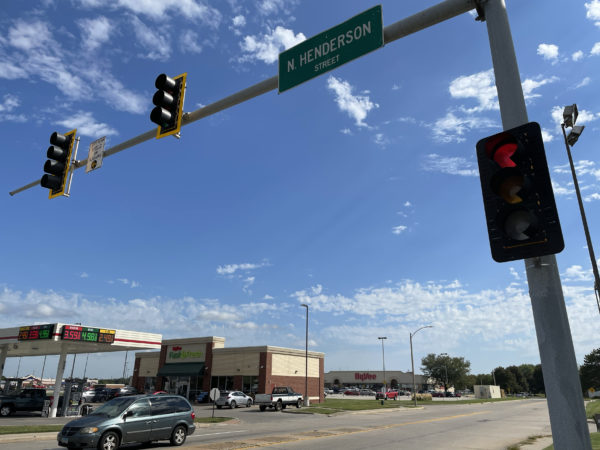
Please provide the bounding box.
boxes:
[67,330,81,340]
[29,329,39,339]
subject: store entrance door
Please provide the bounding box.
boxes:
[176,378,189,399]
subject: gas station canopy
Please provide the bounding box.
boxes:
[0,323,162,357]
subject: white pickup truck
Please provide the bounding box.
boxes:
[254,387,303,411]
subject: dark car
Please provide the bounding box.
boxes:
[57,394,195,450]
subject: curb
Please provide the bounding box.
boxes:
[0,431,58,443]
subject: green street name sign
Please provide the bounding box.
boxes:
[278,5,383,93]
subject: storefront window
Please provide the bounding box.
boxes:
[211,376,233,391]
[242,376,258,394]
[143,378,156,393]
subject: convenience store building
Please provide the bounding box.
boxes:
[132,336,325,403]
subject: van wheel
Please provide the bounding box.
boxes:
[275,401,282,411]
[97,431,120,450]
[170,425,187,446]
[296,399,302,408]
[246,400,252,407]
[230,400,236,409]
[0,405,13,417]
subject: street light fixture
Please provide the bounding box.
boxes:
[300,304,309,406]
[410,325,432,406]
[560,104,600,315]
[378,337,387,394]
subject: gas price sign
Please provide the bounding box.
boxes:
[61,325,116,344]
[18,324,55,340]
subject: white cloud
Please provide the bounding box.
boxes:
[232,15,246,27]
[256,0,297,16]
[373,133,389,147]
[392,225,407,235]
[239,26,306,64]
[572,50,584,61]
[327,76,378,128]
[8,20,52,51]
[448,69,557,116]
[449,69,498,113]
[521,76,559,101]
[0,94,19,112]
[423,154,479,177]
[180,30,203,54]
[563,265,593,282]
[537,43,559,63]
[80,272,89,279]
[575,77,591,88]
[404,201,412,207]
[509,267,521,281]
[130,15,170,60]
[104,0,222,27]
[541,129,554,143]
[592,42,600,56]
[55,111,118,138]
[431,112,496,143]
[585,0,600,26]
[551,180,574,197]
[584,193,600,202]
[78,16,112,51]
[340,128,352,135]
[216,262,267,275]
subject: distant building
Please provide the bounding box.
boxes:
[324,370,429,391]
[474,385,501,399]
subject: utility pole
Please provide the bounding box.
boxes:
[483,0,590,447]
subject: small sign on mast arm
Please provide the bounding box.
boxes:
[86,137,106,173]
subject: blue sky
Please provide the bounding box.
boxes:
[1,0,600,380]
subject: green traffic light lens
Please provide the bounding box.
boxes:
[504,210,538,241]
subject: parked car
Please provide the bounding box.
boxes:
[254,387,303,411]
[57,394,196,450]
[153,390,168,395]
[0,388,51,416]
[359,389,376,396]
[115,386,139,397]
[431,392,445,397]
[344,389,360,396]
[324,388,334,396]
[375,391,398,400]
[215,391,253,409]
[196,391,209,403]
[82,388,108,403]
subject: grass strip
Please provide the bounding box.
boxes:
[195,417,233,423]
[0,425,63,435]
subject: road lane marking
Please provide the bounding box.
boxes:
[185,411,488,449]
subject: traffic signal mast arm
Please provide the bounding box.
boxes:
[9,0,478,197]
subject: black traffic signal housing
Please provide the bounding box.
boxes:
[40,129,77,199]
[476,122,564,262]
[150,72,187,139]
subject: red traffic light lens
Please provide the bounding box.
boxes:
[485,133,518,168]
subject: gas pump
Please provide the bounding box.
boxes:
[1,378,23,394]
[62,378,87,416]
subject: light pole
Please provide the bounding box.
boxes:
[561,104,600,315]
[378,337,387,394]
[301,304,309,406]
[410,325,432,406]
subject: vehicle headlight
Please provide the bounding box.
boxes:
[79,427,99,434]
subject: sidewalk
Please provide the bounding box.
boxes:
[514,421,597,449]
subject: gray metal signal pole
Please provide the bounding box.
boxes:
[483,0,590,448]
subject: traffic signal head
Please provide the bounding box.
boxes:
[41,129,77,198]
[150,72,187,139]
[476,122,564,262]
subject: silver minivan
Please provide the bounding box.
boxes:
[57,394,196,450]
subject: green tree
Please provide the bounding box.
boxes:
[580,348,600,393]
[493,366,519,393]
[421,353,471,390]
[531,364,545,394]
[507,365,528,392]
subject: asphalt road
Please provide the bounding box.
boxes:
[0,398,589,449]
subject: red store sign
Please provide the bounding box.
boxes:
[355,372,377,381]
